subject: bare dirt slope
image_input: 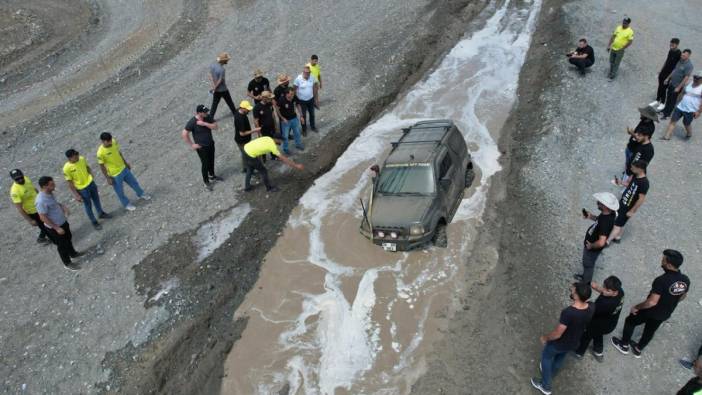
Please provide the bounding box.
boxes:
[413,0,701,394]
[0,0,490,393]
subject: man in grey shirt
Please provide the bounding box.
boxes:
[209,52,236,119]
[36,176,82,269]
[661,49,694,119]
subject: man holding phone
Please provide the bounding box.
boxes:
[575,192,618,283]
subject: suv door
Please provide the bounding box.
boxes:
[436,150,458,218]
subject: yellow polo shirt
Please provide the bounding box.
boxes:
[10,176,39,214]
[244,136,280,158]
[63,156,93,190]
[308,63,321,81]
[97,139,127,177]
[611,26,634,51]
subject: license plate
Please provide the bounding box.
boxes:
[382,243,397,252]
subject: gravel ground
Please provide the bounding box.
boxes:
[0,0,489,393]
[413,0,701,394]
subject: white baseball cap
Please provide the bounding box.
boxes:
[593,192,619,211]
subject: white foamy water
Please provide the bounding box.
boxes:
[222,1,541,393]
[193,203,251,263]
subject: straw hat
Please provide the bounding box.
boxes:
[593,192,619,211]
[276,73,290,84]
[260,91,275,100]
[637,106,659,122]
[217,52,231,62]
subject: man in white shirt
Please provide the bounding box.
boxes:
[294,65,319,133]
[663,74,702,140]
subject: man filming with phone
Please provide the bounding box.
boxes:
[574,192,618,284]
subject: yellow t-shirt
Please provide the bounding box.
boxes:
[244,136,281,158]
[308,63,321,81]
[63,156,94,190]
[10,176,39,214]
[97,139,127,177]
[611,26,634,51]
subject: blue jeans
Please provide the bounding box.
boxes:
[78,181,105,224]
[540,342,569,391]
[112,168,144,207]
[280,117,304,153]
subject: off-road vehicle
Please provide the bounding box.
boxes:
[360,119,475,251]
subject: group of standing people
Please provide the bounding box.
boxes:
[531,16,698,395]
[182,52,321,191]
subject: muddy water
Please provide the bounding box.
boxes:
[220,1,541,393]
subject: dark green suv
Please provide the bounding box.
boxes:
[360,120,474,251]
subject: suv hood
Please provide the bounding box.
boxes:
[369,195,432,228]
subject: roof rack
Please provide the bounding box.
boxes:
[390,140,441,148]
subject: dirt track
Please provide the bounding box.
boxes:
[0,0,490,393]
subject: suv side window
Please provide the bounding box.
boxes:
[439,154,453,180]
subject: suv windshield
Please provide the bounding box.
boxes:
[376,164,435,194]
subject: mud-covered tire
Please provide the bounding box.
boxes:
[432,223,448,248]
[465,162,475,189]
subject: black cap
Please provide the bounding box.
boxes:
[663,249,684,268]
[65,149,79,158]
[196,104,209,113]
[623,17,631,24]
[10,169,23,180]
[693,74,702,81]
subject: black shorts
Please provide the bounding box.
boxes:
[671,108,695,126]
[614,208,630,227]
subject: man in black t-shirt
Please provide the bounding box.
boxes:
[653,38,682,109]
[531,283,594,394]
[567,38,595,75]
[273,74,291,100]
[181,104,220,191]
[276,87,305,154]
[253,92,278,160]
[677,358,702,395]
[623,128,654,184]
[623,107,657,176]
[612,249,691,358]
[233,100,260,172]
[247,69,271,105]
[574,192,618,284]
[575,276,624,361]
[609,160,649,244]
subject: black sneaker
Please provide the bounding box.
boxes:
[311,127,318,133]
[99,212,112,219]
[205,182,213,191]
[611,337,630,354]
[244,186,253,192]
[680,359,695,370]
[266,186,279,193]
[631,342,642,358]
[591,350,604,363]
[210,175,224,182]
[92,222,102,230]
[37,236,50,244]
[64,263,80,271]
[530,377,552,395]
[573,273,584,281]
[573,352,584,360]
[70,251,85,259]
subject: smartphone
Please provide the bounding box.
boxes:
[582,208,589,218]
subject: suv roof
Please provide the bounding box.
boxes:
[385,120,454,165]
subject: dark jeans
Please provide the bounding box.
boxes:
[28,212,48,239]
[656,71,672,103]
[609,49,625,78]
[195,144,216,184]
[210,90,236,119]
[45,222,78,265]
[621,312,664,350]
[297,98,316,131]
[581,247,602,284]
[243,154,272,190]
[568,57,593,74]
[576,322,615,355]
[539,343,569,391]
[77,181,105,224]
[662,84,679,117]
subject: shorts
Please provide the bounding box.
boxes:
[614,207,630,227]
[671,108,695,126]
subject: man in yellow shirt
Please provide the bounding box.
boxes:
[63,149,111,230]
[242,136,304,192]
[607,17,634,79]
[309,54,322,90]
[97,132,151,211]
[9,169,49,243]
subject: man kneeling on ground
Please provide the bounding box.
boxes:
[242,136,304,192]
[567,38,595,75]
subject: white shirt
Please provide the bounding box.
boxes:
[294,74,318,101]
[677,82,702,113]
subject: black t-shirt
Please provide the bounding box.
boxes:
[253,102,276,135]
[677,377,702,395]
[663,48,682,75]
[550,304,594,352]
[584,212,615,248]
[277,95,298,120]
[274,83,290,100]
[576,45,595,63]
[590,290,624,333]
[627,119,655,151]
[184,115,215,147]
[626,142,654,175]
[646,270,690,321]
[620,176,649,210]
[247,78,270,103]
[233,111,252,145]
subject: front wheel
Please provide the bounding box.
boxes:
[465,162,475,189]
[432,223,447,248]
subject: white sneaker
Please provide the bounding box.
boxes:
[125,204,137,211]
[648,100,659,107]
[656,103,665,112]
[139,194,152,201]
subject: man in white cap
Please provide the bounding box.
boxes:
[209,52,236,119]
[574,192,618,284]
